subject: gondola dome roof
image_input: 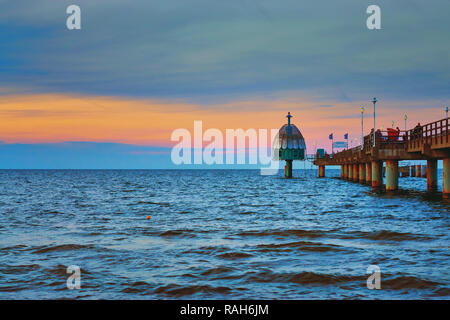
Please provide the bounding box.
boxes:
[277,113,306,150]
[278,123,303,137]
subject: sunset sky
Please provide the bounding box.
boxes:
[1,0,449,168]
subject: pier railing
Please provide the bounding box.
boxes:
[405,117,449,152]
[363,130,408,152]
[315,117,450,161]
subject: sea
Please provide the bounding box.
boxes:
[0,169,448,299]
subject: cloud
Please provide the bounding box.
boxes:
[0,0,448,103]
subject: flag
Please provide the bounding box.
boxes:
[344,133,348,139]
[329,133,333,140]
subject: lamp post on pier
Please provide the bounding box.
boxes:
[404,114,407,131]
[372,97,377,147]
[360,106,365,150]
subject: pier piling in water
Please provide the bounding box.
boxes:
[385,160,399,191]
[372,161,383,190]
[399,166,410,177]
[285,160,293,178]
[365,162,372,184]
[444,158,450,197]
[427,159,437,191]
[353,164,359,182]
[359,163,366,183]
[318,165,325,178]
[416,165,422,178]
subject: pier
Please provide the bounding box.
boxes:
[314,117,450,197]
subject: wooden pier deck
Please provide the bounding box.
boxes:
[314,117,450,196]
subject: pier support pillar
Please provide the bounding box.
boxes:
[340,165,345,179]
[366,162,372,184]
[353,164,359,182]
[318,165,325,178]
[359,163,366,183]
[416,165,421,178]
[444,158,450,198]
[411,165,416,177]
[385,160,399,191]
[372,161,383,190]
[421,165,427,178]
[403,167,410,177]
[426,159,438,191]
[343,164,348,179]
[348,164,353,181]
[285,160,293,178]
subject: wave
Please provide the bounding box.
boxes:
[244,269,444,291]
[159,230,196,238]
[240,229,433,242]
[0,264,40,275]
[40,209,65,215]
[121,281,150,294]
[0,244,28,252]
[182,246,229,256]
[181,273,198,278]
[256,241,346,253]
[341,230,432,241]
[201,267,235,276]
[246,269,365,286]
[428,287,450,297]
[236,229,328,239]
[136,201,170,206]
[383,275,442,290]
[32,244,95,254]
[0,284,32,292]
[154,284,231,297]
[44,264,76,277]
[216,252,253,259]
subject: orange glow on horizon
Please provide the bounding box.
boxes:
[0,92,445,153]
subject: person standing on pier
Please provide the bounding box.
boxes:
[396,127,401,141]
[412,123,422,139]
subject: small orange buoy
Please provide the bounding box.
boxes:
[147,216,151,220]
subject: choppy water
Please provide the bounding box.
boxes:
[0,169,449,299]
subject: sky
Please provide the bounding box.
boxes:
[0,0,449,168]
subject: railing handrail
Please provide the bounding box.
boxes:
[315,117,449,161]
[406,117,449,140]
